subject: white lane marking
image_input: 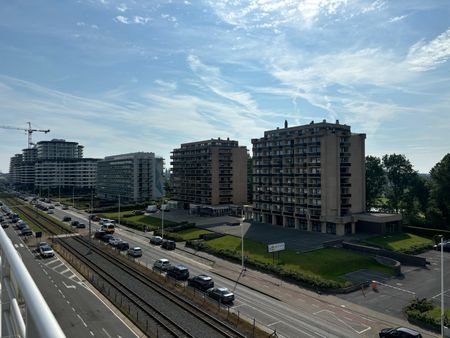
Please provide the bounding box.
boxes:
[311,303,320,308]
[267,320,281,327]
[60,268,71,275]
[14,244,19,248]
[343,317,353,321]
[52,263,65,270]
[45,258,59,266]
[102,328,112,338]
[62,281,76,289]
[359,327,371,334]
[19,243,24,248]
[66,300,70,305]
[43,270,48,275]
[90,331,94,336]
[313,332,326,338]
[77,314,88,327]
[72,307,76,312]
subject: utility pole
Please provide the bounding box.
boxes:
[241,206,245,271]
[87,188,93,255]
[118,194,121,226]
[161,204,165,240]
[440,236,444,338]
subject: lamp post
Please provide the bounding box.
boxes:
[118,194,121,226]
[161,204,165,240]
[241,206,245,271]
[87,188,93,255]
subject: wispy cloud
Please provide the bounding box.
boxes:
[115,15,130,24]
[388,14,407,23]
[117,4,128,12]
[406,27,450,71]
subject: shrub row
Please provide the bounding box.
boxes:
[186,240,351,290]
[164,222,196,233]
[403,226,450,240]
[122,210,145,218]
[90,201,153,213]
[404,298,449,329]
[152,229,183,242]
[399,243,434,255]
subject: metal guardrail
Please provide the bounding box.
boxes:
[0,227,66,338]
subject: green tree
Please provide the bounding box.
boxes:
[382,154,417,213]
[365,156,385,211]
[429,153,450,228]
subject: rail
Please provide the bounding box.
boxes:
[0,227,66,338]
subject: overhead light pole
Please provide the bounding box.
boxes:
[241,206,245,271]
[161,203,165,240]
[439,235,445,338]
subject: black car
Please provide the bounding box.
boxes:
[21,227,33,236]
[70,220,79,227]
[166,264,190,281]
[94,230,106,239]
[379,327,422,338]
[116,241,129,251]
[207,287,234,304]
[188,274,214,291]
[100,234,114,242]
[63,216,72,222]
[76,223,86,229]
[161,239,176,250]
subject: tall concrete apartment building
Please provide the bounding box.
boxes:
[96,152,164,203]
[252,120,368,235]
[171,138,248,208]
[9,139,98,191]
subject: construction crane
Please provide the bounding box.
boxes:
[0,122,50,148]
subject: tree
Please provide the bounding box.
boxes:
[429,153,450,228]
[365,156,385,211]
[382,154,417,213]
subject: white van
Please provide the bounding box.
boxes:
[127,247,142,257]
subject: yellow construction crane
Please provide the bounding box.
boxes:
[0,122,50,148]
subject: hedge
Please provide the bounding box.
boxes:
[186,240,350,290]
[403,226,450,240]
[404,298,449,330]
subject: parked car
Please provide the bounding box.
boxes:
[150,236,163,245]
[434,241,450,252]
[128,247,142,257]
[63,216,72,222]
[167,264,190,281]
[94,230,106,239]
[61,205,69,210]
[39,244,55,258]
[379,327,422,338]
[1,221,10,228]
[116,241,129,251]
[76,223,86,229]
[153,258,171,271]
[109,237,122,246]
[100,234,114,242]
[21,227,33,236]
[161,239,176,250]
[207,287,235,304]
[187,274,214,291]
[70,220,79,227]
[47,210,54,214]
[16,221,28,230]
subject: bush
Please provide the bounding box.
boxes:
[152,229,184,242]
[404,298,449,329]
[164,223,196,233]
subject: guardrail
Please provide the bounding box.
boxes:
[0,227,66,338]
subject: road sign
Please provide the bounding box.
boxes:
[35,231,42,238]
[267,242,285,253]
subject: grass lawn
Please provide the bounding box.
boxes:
[99,211,178,229]
[205,235,394,283]
[364,233,433,252]
[427,306,450,321]
[176,228,212,241]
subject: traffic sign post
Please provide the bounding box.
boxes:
[267,242,285,264]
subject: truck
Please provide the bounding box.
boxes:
[146,205,158,213]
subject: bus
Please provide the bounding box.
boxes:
[101,222,115,234]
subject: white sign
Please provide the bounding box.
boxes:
[267,242,285,253]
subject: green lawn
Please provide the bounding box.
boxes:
[364,233,433,252]
[99,211,177,229]
[176,228,212,241]
[205,236,394,283]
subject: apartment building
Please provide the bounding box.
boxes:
[171,138,247,208]
[96,152,164,203]
[252,120,369,235]
[9,139,98,191]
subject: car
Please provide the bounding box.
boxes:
[89,215,100,221]
[153,258,171,271]
[109,237,122,246]
[47,210,54,214]
[39,244,55,258]
[76,223,86,229]
[38,241,48,248]
[207,287,235,304]
[150,236,163,245]
[61,205,69,210]
[167,264,190,281]
[16,221,28,230]
[434,241,450,252]
[48,205,55,209]
[1,221,10,228]
[161,239,176,250]
[70,220,79,227]
[21,227,33,236]
[100,234,114,242]
[379,327,423,338]
[94,230,106,239]
[63,216,72,222]
[116,241,129,251]
[187,274,214,291]
[128,247,142,257]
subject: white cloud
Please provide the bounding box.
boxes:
[117,4,128,12]
[114,16,130,24]
[133,16,151,24]
[406,27,450,71]
[154,79,177,90]
[388,14,407,23]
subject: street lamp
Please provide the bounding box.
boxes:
[161,203,165,240]
[439,235,445,338]
[241,206,245,271]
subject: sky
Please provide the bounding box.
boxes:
[0,0,449,174]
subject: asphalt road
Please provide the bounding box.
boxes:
[4,225,141,338]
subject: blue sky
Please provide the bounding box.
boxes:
[0,0,449,173]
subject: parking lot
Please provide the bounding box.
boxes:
[339,249,450,318]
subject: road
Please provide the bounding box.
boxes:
[4,223,143,338]
[25,201,438,338]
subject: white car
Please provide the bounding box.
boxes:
[39,244,55,258]
[109,237,122,246]
[153,258,171,271]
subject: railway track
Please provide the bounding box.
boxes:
[5,197,247,338]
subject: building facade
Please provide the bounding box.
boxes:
[252,120,366,235]
[96,152,164,203]
[9,139,97,191]
[171,138,247,207]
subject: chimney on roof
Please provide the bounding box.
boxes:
[336,119,339,124]
[284,120,288,128]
